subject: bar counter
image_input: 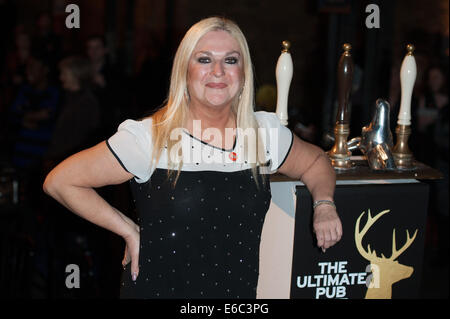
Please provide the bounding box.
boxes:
[258,157,442,299]
[270,157,443,182]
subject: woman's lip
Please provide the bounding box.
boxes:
[206,83,227,88]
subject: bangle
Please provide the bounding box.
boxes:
[313,200,336,210]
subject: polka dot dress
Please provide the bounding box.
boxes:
[120,168,271,298]
[107,111,293,299]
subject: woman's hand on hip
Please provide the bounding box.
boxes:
[121,220,140,281]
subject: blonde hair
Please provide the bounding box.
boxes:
[150,16,266,185]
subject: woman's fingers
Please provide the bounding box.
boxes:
[129,232,140,281]
[327,227,338,249]
[337,222,343,239]
[314,218,343,251]
[122,245,130,267]
[130,247,139,281]
[122,226,140,281]
[315,227,324,248]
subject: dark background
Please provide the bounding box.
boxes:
[0,0,448,298]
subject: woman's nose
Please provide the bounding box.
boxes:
[212,62,225,77]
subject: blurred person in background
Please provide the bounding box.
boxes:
[0,29,32,119]
[7,54,60,172]
[133,32,171,117]
[416,64,449,266]
[32,13,62,84]
[415,65,448,166]
[43,56,103,298]
[85,35,123,140]
[45,56,100,164]
[4,54,60,297]
[3,29,31,87]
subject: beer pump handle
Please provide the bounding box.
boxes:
[397,44,417,126]
[275,40,293,126]
[336,43,354,125]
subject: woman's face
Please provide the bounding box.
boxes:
[187,30,244,109]
[59,67,79,91]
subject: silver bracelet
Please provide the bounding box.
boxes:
[313,200,336,210]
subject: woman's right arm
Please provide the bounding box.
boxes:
[43,140,140,279]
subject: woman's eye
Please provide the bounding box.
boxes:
[197,57,211,63]
[225,57,238,64]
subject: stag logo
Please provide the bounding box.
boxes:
[355,209,418,299]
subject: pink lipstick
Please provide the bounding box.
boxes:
[206,83,227,89]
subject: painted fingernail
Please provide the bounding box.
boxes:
[132,272,137,281]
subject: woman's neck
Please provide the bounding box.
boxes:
[186,102,235,131]
[185,102,236,149]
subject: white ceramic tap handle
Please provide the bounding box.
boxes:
[275,41,293,126]
[397,44,417,126]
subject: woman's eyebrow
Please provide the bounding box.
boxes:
[225,50,241,56]
[194,50,241,56]
[195,51,212,56]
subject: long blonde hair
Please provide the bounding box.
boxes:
[150,16,266,185]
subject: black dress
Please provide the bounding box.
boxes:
[106,111,293,299]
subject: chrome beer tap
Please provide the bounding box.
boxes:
[358,99,396,170]
[330,99,397,170]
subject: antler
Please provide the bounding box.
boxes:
[389,228,418,261]
[355,209,418,262]
[355,209,390,260]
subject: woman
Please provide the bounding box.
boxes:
[43,17,342,299]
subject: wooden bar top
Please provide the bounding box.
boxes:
[270,158,443,182]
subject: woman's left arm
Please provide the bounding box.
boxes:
[278,134,342,251]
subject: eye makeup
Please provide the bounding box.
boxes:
[193,51,241,65]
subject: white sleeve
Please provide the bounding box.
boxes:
[255,111,294,173]
[106,119,153,183]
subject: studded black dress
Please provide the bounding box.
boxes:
[106,111,293,299]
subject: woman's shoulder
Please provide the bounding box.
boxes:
[254,110,276,118]
[107,116,155,184]
[107,117,154,151]
[117,116,153,133]
[253,111,283,128]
